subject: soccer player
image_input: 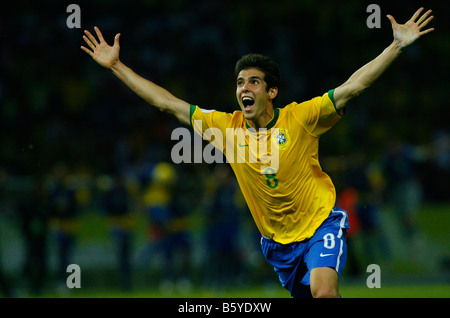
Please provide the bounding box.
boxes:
[81,7,434,298]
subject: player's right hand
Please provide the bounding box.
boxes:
[81,26,121,69]
[387,7,434,48]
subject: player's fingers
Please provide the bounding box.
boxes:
[84,30,99,47]
[386,15,397,27]
[417,9,432,26]
[80,46,94,57]
[410,7,424,23]
[418,15,434,30]
[113,33,121,47]
[83,35,96,51]
[94,26,105,43]
[419,28,435,36]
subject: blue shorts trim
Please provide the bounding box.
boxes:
[260,207,350,298]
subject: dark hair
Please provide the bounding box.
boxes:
[234,53,280,91]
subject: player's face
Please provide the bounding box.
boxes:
[236,68,277,125]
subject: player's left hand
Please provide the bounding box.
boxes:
[387,7,434,48]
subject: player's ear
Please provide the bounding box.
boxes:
[268,87,278,101]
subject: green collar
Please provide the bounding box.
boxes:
[245,108,279,131]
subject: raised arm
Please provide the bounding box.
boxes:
[333,7,434,111]
[81,27,191,125]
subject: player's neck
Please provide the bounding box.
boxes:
[247,106,274,130]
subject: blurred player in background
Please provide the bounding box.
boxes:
[17,177,49,296]
[203,164,245,289]
[142,162,192,290]
[47,163,80,292]
[103,173,134,291]
[81,8,434,297]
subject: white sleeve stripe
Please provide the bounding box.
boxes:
[199,108,216,114]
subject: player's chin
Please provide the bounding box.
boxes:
[242,105,256,119]
[243,111,256,120]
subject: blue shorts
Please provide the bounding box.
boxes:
[261,207,350,298]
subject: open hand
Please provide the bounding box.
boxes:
[81,26,121,69]
[387,7,434,48]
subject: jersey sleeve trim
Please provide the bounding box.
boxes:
[189,104,197,127]
[328,89,345,116]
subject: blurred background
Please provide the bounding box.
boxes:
[0,0,448,297]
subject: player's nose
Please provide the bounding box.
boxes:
[241,81,250,92]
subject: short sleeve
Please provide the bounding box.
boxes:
[190,105,232,151]
[292,90,343,136]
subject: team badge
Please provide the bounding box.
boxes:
[272,128,290,150]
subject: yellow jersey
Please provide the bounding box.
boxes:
[190,90,343,244]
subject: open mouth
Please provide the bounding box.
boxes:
[242,97,255,109]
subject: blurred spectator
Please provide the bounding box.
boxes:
[336,154,392,274]
[203,164,244,288]
[383,139,425,241]
[421,131,450,201]
[47,163,80,291]
[356,161,391,266]
[16,177,49,296]
[102,174,135,291]
[142,162,192,290]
